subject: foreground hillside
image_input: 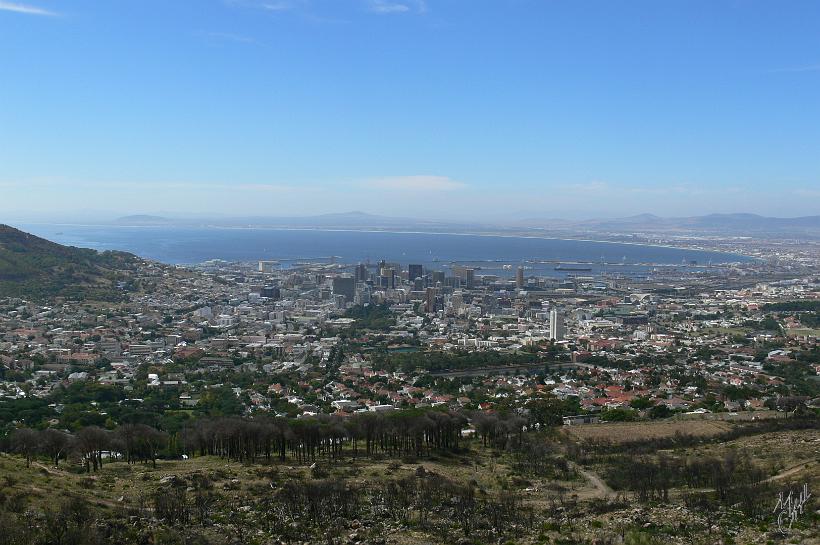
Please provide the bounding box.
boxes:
[0,417,817,545]
[0,225,140,301]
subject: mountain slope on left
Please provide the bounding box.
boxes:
[0,225,140,301]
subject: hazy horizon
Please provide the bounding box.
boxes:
[2,1,819,219]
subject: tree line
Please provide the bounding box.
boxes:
[180,410,470,464]
[4,423,168,471]
[1,408,495,471]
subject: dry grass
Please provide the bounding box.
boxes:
[562,419,732,444]
[677,428,820,480]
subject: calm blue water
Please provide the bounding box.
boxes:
[15,224,753,278]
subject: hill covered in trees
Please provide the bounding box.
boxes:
[0,225,140,301]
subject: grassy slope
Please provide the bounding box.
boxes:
[0,225,139,301]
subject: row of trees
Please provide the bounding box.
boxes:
[2,409,496,470]
[4,423,168,471]
[181,410,470,463]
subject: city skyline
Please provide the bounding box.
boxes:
[2,1,820,220]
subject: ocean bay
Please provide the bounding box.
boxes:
[17,224,753,278]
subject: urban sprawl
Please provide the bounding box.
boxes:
[3,247,819,426]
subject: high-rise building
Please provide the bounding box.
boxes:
[260,286,280,299]
[453,265,475,289]
[450,291,464,313]
[408,264,424,281]
[378,267,396,289]
[354,283,372,305]
[549,309,565,341]
[332,275,355,303]
[464,268,475,289]
[355,263,368,283]
[516,266,525,289]
[425,287,438,313]
[451,266,475,288]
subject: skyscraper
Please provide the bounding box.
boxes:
[464,268,475,289]
[355,263,368,283]
[332,275,355,303]
[260,286,280,299]
[425,287,438,313]
[379,267,396,289]
[516,266,525,289]
[451,266,475,288]
[408,264,424,281]
[354,283,371,305]
[549,309,564,341]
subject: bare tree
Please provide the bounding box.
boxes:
[39,428,72,468]
[9,428,39,467]
[75,426,109,472]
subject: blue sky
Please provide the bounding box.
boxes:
[1,0,819,221]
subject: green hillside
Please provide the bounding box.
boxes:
[0,225,140,301]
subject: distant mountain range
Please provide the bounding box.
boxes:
[114,211,449,229]
[114,215,177,225]
[0,225,139,301]
[113,211,820,238]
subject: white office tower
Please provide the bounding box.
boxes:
[450,291,464,314]
[549,309,565,341]
[354,283,372,305]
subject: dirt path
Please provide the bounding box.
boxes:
[31,460,62,475]
[764,460,816,483]
[571,462,613,497]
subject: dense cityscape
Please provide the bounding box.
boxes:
[0,224,817,543]
[3,245,818,422]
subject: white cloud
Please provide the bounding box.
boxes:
[362,175,467,191]
[260,1,292,11]
[0,1,57,16]
[224,0,294,12]
[368,0,410,14]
